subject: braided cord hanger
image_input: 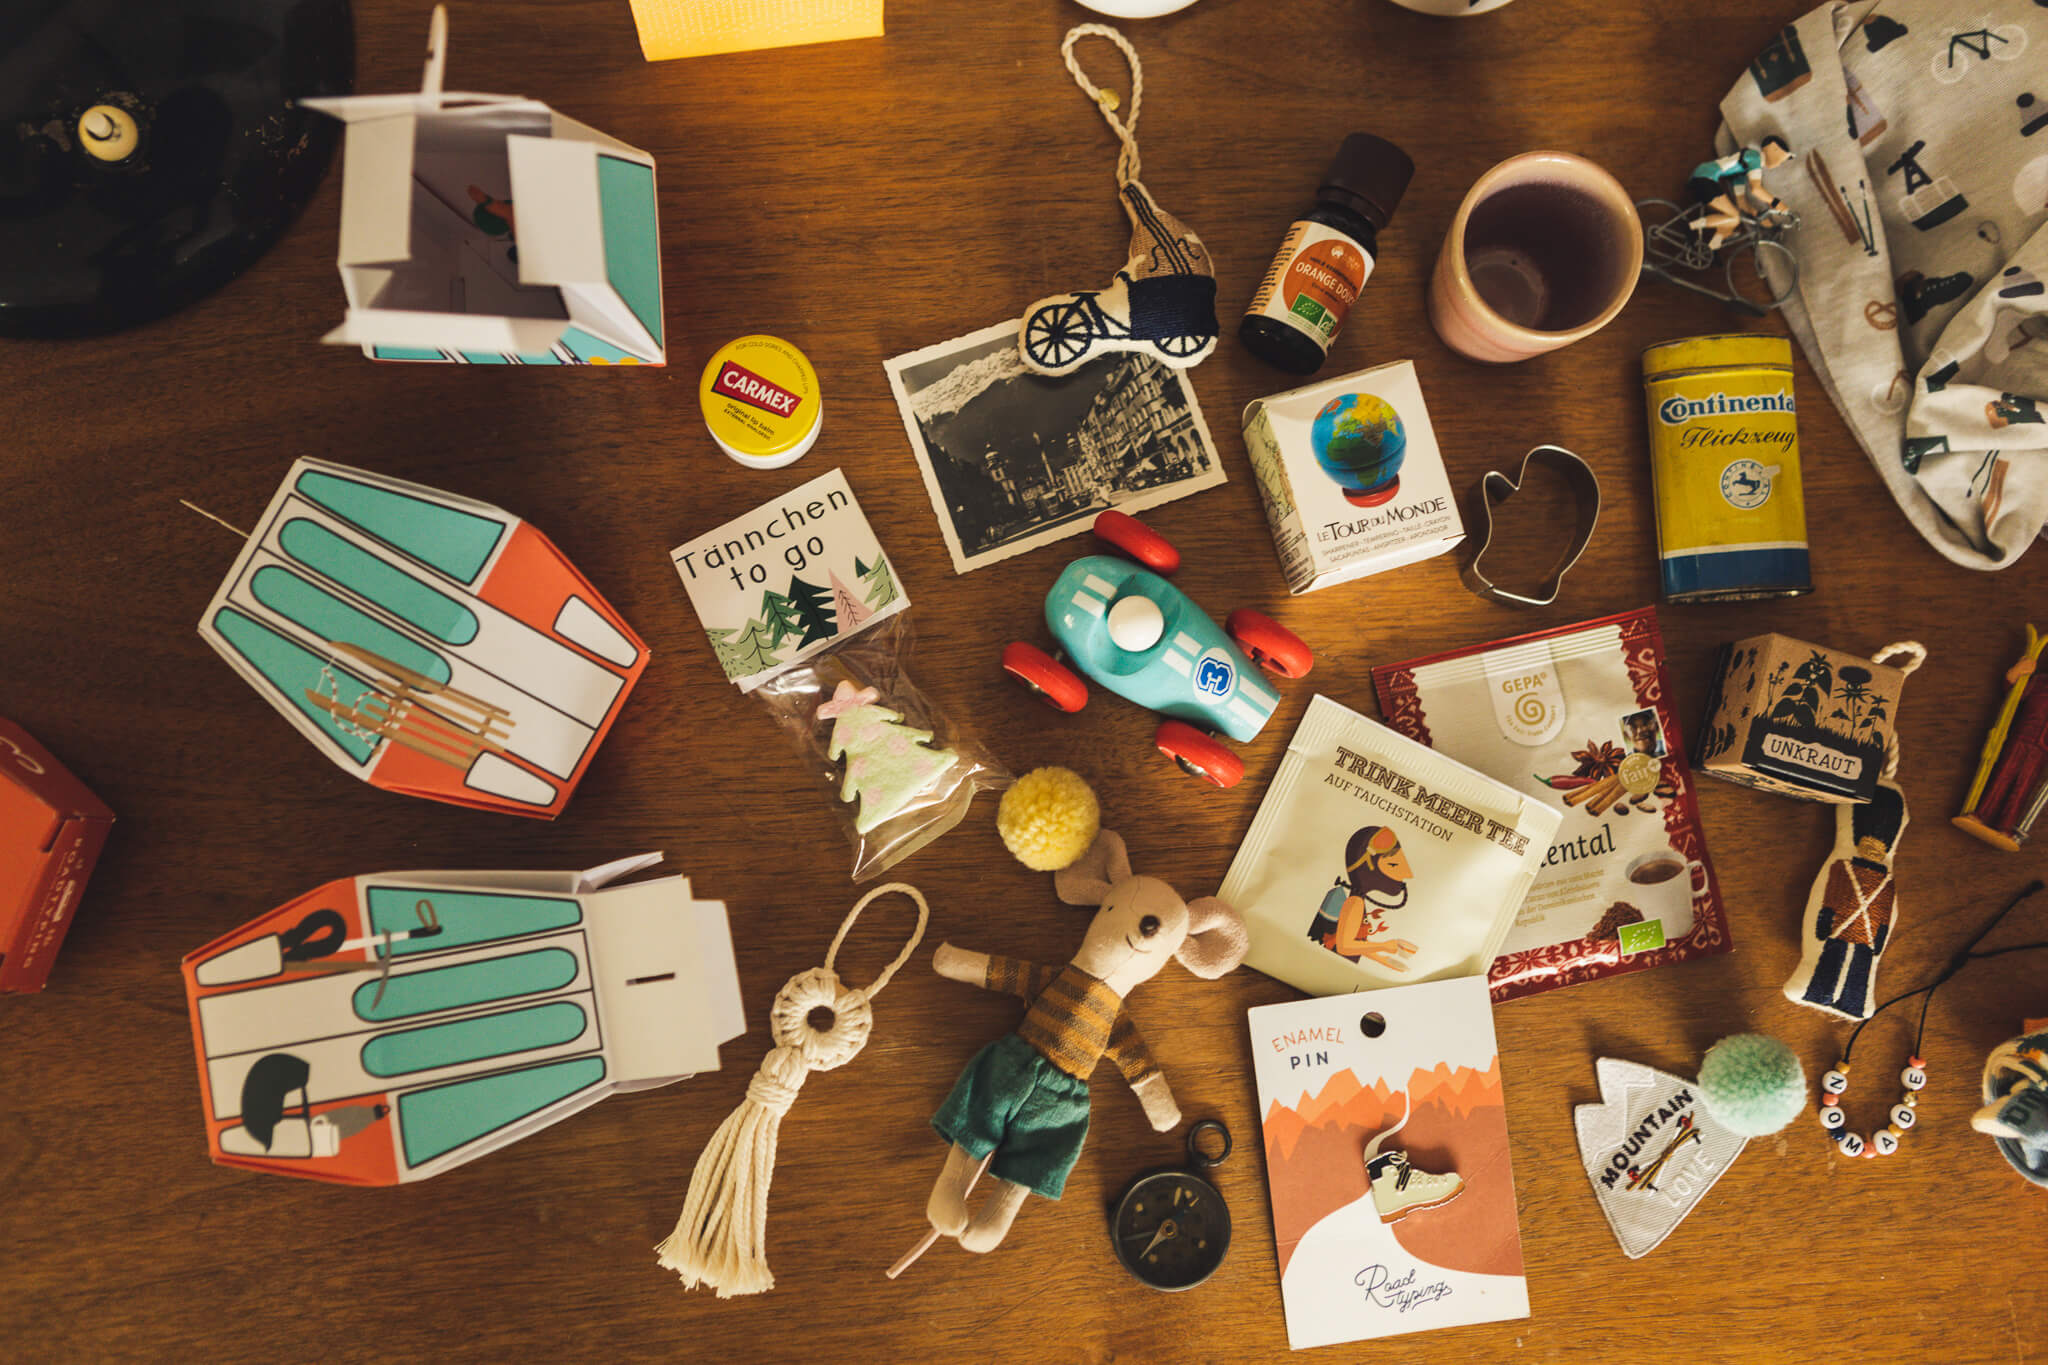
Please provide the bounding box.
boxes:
[657,883,930,1297]
[1062,24,1143,187]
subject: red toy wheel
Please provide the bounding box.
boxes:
[1093,510,1180,575]
[1002,642,1088,713]
[1155,720,1244,788]
[1226,609,1313,679]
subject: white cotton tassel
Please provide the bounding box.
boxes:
[655,884,927,1297]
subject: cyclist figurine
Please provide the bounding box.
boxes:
[1019,179,1219,376]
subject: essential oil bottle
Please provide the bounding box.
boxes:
[1240,134,1414,375]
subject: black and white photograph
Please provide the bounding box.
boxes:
[884,319,1225,573]
[1620,706,1667,758]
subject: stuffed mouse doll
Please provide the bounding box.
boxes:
[916,816,1248,1258]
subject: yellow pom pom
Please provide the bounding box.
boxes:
[997,767,1100,871]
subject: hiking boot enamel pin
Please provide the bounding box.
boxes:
[1362,1095,1466,1224]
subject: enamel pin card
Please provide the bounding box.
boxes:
[303,8,665,366]
[183,854,742,1186]
[198,458,648,819]
[1249,976,1528,1349]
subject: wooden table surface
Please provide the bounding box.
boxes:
[6,0,2046,1360]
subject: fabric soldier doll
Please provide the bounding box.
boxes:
[1784,774,1907,1020]
[912,822,1248,1260]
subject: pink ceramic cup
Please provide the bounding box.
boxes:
[1428,151,1644,364]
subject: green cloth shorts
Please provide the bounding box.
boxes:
[931,1033,1092,1200]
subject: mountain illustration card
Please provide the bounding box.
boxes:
[670,468,908,691]
[1249,977,1528,1349]
[1573,1058,1748,1258]
[198,459,649,819]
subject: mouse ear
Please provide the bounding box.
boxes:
[1054,830,1131,905]
[1175,896,1249,978]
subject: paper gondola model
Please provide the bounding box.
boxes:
[198,457,649,818]
[182,854,743,1186]
[301,6,666,366]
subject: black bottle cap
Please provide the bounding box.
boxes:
[1321,134,1414,231]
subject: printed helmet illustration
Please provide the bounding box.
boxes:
[1311,392,1406,508]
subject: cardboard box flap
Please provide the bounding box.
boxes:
[322,309,569,355]
[547,109,652,162]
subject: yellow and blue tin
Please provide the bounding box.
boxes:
[1641,334,1810,602]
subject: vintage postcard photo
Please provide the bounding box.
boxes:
[883,320,1224,573]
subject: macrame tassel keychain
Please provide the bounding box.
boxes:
[1017,24,1219,377]
[1783,642,1926,1021]
[656,882,929,1297]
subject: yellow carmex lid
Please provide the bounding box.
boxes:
[699,335,822,469]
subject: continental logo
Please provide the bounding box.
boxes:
[1657,391,1796,424]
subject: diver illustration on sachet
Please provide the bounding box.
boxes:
[1312,392,1407,508]
[1307,826,1419,970]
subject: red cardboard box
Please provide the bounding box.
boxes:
[1,719,113,992]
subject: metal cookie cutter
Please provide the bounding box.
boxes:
[1460,444,1601,607]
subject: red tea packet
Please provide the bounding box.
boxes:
[1372,607,1731,1000]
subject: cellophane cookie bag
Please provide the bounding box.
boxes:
[1371,606,1731,1001]
[1220,694,1562,998]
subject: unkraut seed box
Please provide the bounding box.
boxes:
[1241,359,1464,594]
[1692,633,1909,803]
[1,719,114,992]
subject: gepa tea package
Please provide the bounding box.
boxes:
[1220,695,1560,998]
[1372,607,1731,1001]
[1250,976,1529,1349]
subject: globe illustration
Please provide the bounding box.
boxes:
[1311,393,1406,507]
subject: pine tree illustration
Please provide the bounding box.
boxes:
[825,696,956,833]
[860,552,899,609]
[829,571,873,633]
[760,588,805,648]
[711,618,782,680]
[785,575,837,647]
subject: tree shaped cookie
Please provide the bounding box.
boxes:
[817,681,958,833]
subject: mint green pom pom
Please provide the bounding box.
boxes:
[1698,1034,1807,1137]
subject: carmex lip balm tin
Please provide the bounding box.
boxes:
[1641,334,1810,602]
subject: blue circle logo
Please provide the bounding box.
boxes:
[1194,652,1235,699]
[1720,460,1773,509]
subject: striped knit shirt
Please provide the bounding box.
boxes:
[983,955,1158,1084]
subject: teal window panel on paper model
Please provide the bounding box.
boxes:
[294,469,506,585]
[366,886,583,955]
[211,606,376,765]
[362,1001,589,1077]
[598,155,662,346]
[397,1055,607,1167]
[353,947,580,1022]
[518,351,564,366]
[560,326,640,365]
[460,352,515,365]
[249,565,455,686]
[277,519,479,646]
[371,346,448,362]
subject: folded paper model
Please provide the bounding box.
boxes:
[182,854,742,1186]
[198,458,648,818]
[304,7,666,366]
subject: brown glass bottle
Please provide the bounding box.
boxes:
[1240,134,1414,375]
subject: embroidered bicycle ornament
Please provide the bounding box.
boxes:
[1018,25,1219,376]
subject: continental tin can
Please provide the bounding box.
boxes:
[1641,334,1809,602]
